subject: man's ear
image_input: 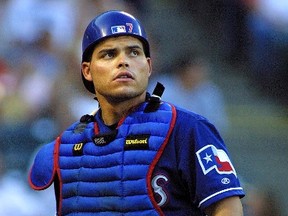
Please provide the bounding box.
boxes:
[81,62,92,81]
[147,57,152,77]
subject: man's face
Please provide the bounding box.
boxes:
[82,36,152,103]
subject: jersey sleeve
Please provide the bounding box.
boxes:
[174,109,245,211]
[193,118,245,209]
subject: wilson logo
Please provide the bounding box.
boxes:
[73,143,84,156]
[126,138,148,145]
[94,137,106,145]
[125,135,150,150]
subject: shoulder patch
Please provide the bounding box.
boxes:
[196,145,236,176]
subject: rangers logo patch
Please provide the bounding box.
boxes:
[126,23,133,33]
[196,145,236,176]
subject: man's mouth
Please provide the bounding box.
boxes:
[114,72,134,80]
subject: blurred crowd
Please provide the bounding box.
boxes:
[192,0,288,105]
[0,0,287,215]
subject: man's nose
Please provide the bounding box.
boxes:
[117,53,129,68]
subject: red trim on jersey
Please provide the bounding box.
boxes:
[94,121,99,134]
[146,104,177,215]
[54,136,62,215]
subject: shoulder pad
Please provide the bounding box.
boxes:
[28,141,56,190]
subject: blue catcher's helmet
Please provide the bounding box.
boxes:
[81,10,150,94]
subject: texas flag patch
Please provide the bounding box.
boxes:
[196,145,237,176]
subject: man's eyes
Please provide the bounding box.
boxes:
[100,48,142,59]
[102,51,115,59]
[130,49,140,56]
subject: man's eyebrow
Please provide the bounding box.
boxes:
[97,45,143,54]
[97,48,116,54]
[127,45,142,50]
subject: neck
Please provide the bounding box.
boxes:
[98,94,146,126]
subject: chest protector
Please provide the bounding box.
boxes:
[29,101,176,216]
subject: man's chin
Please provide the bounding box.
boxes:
[106,91,145,103]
